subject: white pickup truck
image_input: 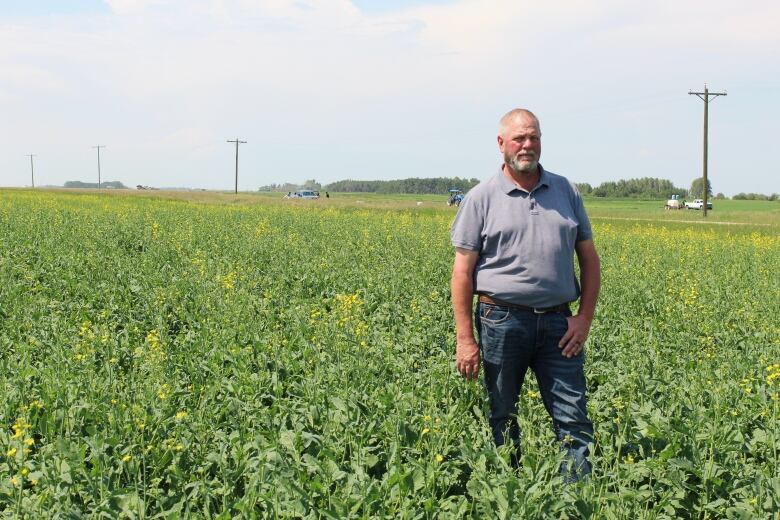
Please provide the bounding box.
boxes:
[685,199,713,210]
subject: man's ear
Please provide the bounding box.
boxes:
[497,135,504,152]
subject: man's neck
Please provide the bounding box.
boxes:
[503,164,540,192]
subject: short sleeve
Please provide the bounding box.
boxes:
[570,185,593,242]
[450,194,483,251]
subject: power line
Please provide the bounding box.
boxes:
[93,145,106,189]
[688,84,726,217]
[26,154,35,188]
[227,138,247,194]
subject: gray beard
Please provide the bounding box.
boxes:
[507,154,538,175]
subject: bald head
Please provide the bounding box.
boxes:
[499,109,541,137]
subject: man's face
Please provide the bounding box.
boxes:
[498,115,541,175]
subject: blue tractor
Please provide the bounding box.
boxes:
[447,189,464,207]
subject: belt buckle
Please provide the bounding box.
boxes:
[533,307,546,314]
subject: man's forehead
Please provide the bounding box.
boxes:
[505,117,540,135]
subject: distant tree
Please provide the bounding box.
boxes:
[325,177,481,194]
[714,192,726,200]
[689,177,713,199]
[575,182,592,195]
[588,178,684,198]
[592,181,615,198]
[732,192,779,201]
[258,182,310,192]
[64,180,127,189]
[302,179,321,190]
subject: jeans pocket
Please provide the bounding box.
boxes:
[479,303,511,325]
[479,308,533,365]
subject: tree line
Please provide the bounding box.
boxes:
[262,176,777,200]
[324,176,686,198]
[732,192,779,201]
[575,178,687,199]
[63,181,128,189]
[324,177,480,194]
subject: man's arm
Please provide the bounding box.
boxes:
[451,247,480,380]
[559,239,601,358]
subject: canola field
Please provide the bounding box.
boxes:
[1,190,778,518]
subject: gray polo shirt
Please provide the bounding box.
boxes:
[451,165,592,308]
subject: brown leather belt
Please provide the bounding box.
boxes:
[478,294,569,314]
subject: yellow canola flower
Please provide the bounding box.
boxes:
[767,364,780,385]
[146,330,160,348]
[7,448,17,457]
[158,384,170,400]
[11,418,32,439]
[175,411,188,420]
[221,272,236,290]
[435,454,444,463]
[78,321,92,337]
[122,455,132,463]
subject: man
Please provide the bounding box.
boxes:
[450,108,600,481]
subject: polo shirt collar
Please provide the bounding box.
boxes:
[496,164,549,194]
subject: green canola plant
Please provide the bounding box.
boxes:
[0,190,778,518]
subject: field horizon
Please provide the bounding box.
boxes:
[3,187,780,227]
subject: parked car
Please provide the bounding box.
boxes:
[685,199,712,210]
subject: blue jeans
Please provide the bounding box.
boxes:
[476,302,593,481]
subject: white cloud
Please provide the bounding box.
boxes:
[103,0,168,15]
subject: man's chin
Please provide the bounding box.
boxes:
[509,159,538,175]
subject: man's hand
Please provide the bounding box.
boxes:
[562,239,600,359]
[456,337,481,380]
[559,314,592,358]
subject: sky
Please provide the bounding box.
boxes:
[1,0,779,196]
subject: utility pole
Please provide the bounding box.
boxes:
[93,145,106,189]
[227,138,247,194]
[26,154,36,188]
[688,84,726,217]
